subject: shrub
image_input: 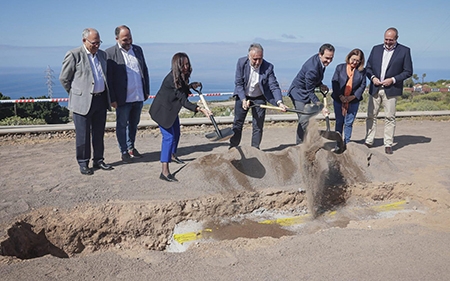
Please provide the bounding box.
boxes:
[0,116,46,126]
[412,92,443,102]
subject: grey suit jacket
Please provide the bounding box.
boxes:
[105,44,150,106]
[59,45,111,115]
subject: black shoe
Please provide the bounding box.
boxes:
[365,142,373,148]
[128,148,143,159]
[385,146,393,155]
[93,161,113,170]
[122,152,132,163]
[159,173,178,182]
[80,166,93,175]
[171,156,185,164]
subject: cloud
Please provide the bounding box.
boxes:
[282,34,297,40]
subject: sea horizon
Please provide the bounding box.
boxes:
[1,66,449,104]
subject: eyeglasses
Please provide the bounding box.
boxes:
[86,39,102,46]
[350,58,361,64]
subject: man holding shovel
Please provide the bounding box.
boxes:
[230,43,287,149]
[288,43,334,144]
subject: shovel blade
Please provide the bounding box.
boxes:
[205,127,234,142]
[319,130,346,154]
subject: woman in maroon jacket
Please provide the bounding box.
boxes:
[150,53,210,182]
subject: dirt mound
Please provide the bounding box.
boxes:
[0,126,412,260]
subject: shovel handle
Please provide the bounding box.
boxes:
[258,104,317,115]
[192,85,223,138]
[259,104,284,111]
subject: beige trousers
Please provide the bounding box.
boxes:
[365,89,397,147]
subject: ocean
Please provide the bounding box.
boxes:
[1,67,448,106]
[0,67,235,106]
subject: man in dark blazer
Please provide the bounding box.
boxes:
[229,43,287,149]
[59,28,112,175]
[106,25,150,163]
[288,43,334,144]
[365,27,413,154]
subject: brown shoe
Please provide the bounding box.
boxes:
[385,147,393,154]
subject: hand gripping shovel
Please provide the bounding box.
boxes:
[192,85,234,142]
[319,90,346,154]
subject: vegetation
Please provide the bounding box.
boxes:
[1,77,449,124]
[0,93,70,125]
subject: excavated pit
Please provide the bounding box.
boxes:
[0,122,414,260]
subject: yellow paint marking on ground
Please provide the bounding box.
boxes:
[259,214,311,226]
[173,228,212,244]
[371,200,407,212]
[172,201,408,244]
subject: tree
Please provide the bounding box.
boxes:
[412,74,419,84]
[421,73,427,84]
[404,77,414,88]
[0,93,15,120]
[15,95,70,124]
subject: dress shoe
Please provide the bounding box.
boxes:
[122,152,132,164]
[128,148,142,159]
[385,146,393,155]
[80,166,93,175]
[93,161,113,170]
[172,156,185,164]
[159,173,178,182]
[365,142,373,148]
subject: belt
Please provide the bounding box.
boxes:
[92,91,105,96]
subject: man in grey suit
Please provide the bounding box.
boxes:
[106,25,150,163]
[229,43,287,149]
[59,28,113,175]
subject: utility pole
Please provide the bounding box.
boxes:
[45,65,55,98]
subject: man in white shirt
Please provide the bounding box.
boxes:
[230,43,287,149]
[365,27,413,154]
[59,28,112,175]
[106,25,150,163]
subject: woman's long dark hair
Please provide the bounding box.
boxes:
[171,52,192,89]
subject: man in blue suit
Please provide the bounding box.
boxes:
[229,43,287,149]
[365,27,413,154]
[106,25,150,163]
[59,28,113,175]
[288,44,334,144]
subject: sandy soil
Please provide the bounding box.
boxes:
[0,117,450,280]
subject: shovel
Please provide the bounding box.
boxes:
[192,85,234,142]
[318,90,346,154]
[256,103,324,115]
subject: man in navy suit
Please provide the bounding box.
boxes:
[365,27,413,154]
[59,28,112,175]
[288,43,334,144]
[106,25,150,163]
[229,43,287,149]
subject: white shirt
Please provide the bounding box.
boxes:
[119,44,145,103]
[246,65,263,97]
[84,46,105,94]
[380,44,396,82]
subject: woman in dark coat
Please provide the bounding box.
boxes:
[331,48,366,144]
[150,52,210,182]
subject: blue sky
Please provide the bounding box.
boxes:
[1,0,449,95]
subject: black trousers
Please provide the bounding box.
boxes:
[230,95,266,149]
[72,93,108,167]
